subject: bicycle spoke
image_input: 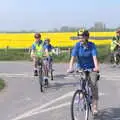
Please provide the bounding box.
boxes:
[71,90,89,120]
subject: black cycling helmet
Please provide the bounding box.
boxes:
[77,29,89,37]
[77,28,85,36]
[34,33,41,38]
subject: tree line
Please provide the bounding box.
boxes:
[1,22,120,33]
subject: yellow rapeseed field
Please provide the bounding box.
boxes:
[0,32,115,48]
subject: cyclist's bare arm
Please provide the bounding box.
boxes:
[70,56,76,68]
[113,41,120,46]
[31,49,36,57]
[45,49,49,57]
[93,56,99,72]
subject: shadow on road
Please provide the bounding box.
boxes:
[53,73,80,79]
[49,81,79,90]
[49,74,80,90]
[95,107,120,120]
[53,74,67,79]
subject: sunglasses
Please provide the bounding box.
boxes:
[35,36,40,39]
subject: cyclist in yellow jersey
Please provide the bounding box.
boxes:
[31,33,48,77]
[110,29,120,66]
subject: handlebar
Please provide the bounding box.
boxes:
[67,69,99,74]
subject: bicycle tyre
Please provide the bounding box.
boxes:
[50,70,53,80]
[39,76,43,92]
[38,66,44,92]
[110,54,114,64]
[49,62,53,80]
[116,54,120,64]
[71,89,89,120]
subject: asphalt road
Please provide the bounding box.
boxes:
[0,62,120,120]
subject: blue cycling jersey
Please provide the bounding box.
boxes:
[72,41,97,69]
[44,44,53,52]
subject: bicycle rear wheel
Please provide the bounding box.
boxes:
[110,53,114,64]
[50,69,53,80]
[71,89,89,120]
[116,54,120,65]
[49,62,53,80]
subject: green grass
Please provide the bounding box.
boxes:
[53,52,71,63]
[0,45,111,63]
[0,49,30,60]
[97,44,110,63]
[0,78,5,91]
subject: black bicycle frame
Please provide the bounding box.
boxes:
[80,71,92,106]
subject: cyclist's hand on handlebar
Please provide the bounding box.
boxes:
[93,67,99,72]
[31,53,36,58]
[67,68,74,73]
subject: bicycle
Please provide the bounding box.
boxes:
[110,52,120,65]
[48,57,54,81]
[110,47,120,66]
[37,57,49,92]
[71,69,100,120]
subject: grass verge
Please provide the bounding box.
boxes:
[0,45,111,63]
[0,78,5,91]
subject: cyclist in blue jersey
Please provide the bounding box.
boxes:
[75,28,85,71]
[44,38,54,71]
[67,30,100,115]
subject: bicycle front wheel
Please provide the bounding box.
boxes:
[38,66,44,92]
[71,90,89,120]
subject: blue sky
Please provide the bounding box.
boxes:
[1,0,120,31]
